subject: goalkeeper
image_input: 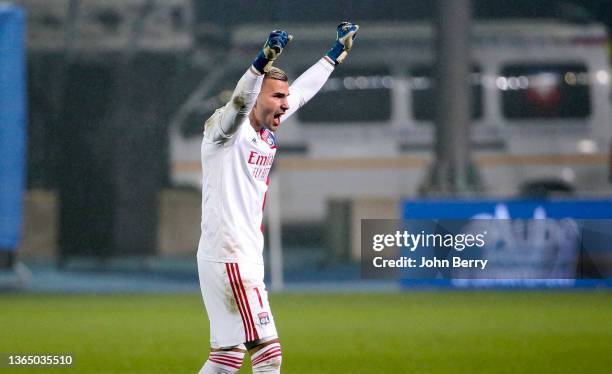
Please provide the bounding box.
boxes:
[196,22,359,374]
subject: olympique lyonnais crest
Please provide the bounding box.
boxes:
[258,312,270,325]
[259,129,277,148]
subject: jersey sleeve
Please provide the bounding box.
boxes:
[204,66,264,143]
[281,58,335,123]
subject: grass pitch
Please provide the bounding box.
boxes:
[1,291,611,373]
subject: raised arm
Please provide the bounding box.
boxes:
[283,22,360,122]
[204,30,292,142]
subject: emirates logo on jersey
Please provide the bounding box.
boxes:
[248,151,275,166]
[248,150,275,181]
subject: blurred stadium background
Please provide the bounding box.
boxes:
[1,0,612,373]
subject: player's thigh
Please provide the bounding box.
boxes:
[198,259,245,347]
[233,262,278,341]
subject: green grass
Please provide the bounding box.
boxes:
[1,292,611,373]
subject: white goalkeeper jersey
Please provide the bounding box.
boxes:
[197,58,334,264]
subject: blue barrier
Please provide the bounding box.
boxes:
[400,199,612,288]
[402,199,612,219]
[0,4,26,252]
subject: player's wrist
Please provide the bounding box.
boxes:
[325,41,344,66]
[252,51,270,75]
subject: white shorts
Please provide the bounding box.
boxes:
[197,259,278,348]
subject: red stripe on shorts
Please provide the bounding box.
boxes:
[254,287,263,308]
[226,263,252,341]
[233,263,259,341]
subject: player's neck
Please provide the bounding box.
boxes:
[249,112,263,132]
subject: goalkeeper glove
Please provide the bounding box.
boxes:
[252,30,293,74]
[325,22,359,65]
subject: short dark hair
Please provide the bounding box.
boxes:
[264,66,288,82]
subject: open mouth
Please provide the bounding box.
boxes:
[273,113,283,126]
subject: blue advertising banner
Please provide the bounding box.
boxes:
[0,4,26,252]
[398,199,612,288]
[402,199,612,220]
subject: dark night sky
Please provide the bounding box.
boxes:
[195,0,612,31]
